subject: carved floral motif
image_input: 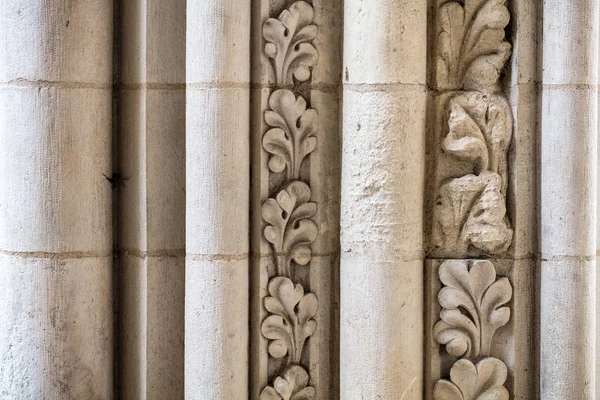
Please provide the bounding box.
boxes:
[436,0,511,91]
[262,181,317,278]
[261,277,317,363]
[263,1,318,85]
[260,1,319,396]
[433,260,512,400]
[260,365,316,400]
[263,90,318,181]
[433,358,509,400]
[433,0,513,258]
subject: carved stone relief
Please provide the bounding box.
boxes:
[433,260,512,400]
[260,2,319,399]
[431,0,513,259]
[430,2,515,399]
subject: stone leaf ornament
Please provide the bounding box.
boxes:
[434,93,513,256]
[263,90,318,181]
[261,1,320,395]
[260,365,316,400]
[433,260,511,399]
[261,277,318,363]
[434,260,511,358]
[262,181,318,278]
[433,357,509,400]
[263,1,318,85]
[436,0,512,91]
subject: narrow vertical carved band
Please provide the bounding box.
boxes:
[259,2,319,399]
[432,0,513,259]
[431,1,514,398]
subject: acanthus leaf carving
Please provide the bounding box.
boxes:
[260,365,316,400]
[434,92,513,257]
[433,357,509,400]
[261,277,317,363]
[434,260,512,359]
[436,0,512,91]
[263,90,318,181]
[262,181,318,278]
[263,1,318,85]
[261,2,320,395]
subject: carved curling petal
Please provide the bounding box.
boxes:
[263,1,318,85]
[443,93,513,179]
[433,357,509,400]
[434,260,512,359]
[461,174,513,254]
[262,181,317,277]
[434,172,512,256]
[436,0,511,90]
[261,277,318,362]
[264,90,318,180]
[260,365,316,400]
[443,101,489,173]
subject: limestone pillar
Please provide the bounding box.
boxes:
[0,1,113,399]
[541,0,599,398]
[340,1,427,398]
[185,0,250,398]
[118,0,186,398]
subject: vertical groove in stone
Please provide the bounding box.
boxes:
[185,0,250,399]
[541,0,599,398]
[0,1,114,399]
[340,1,427,398]
[117,0,186,398]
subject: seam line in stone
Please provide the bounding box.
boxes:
[185,82,251,90]
[0,249,112,260]
[120,249,186,259]
[541,254,597,262]
[1,79,111,89]
[343,82,427,92]
[186,253,249,261]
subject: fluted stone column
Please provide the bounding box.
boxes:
[118,0,186,398]
[340,1,427,398]
[185,0,250,398]
[541,0,599,398]
[0,1,113,399]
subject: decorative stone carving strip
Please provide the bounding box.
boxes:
[433,260,512,400]
[259,2,319,398]
[430,0,513,258]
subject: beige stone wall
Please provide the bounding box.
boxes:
[0,0,598,399]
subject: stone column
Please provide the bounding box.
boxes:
[185,0,250,398]
[0,1,113,399]
[118,0,186,398]
[340,1,427,398]
[541,0,599,398]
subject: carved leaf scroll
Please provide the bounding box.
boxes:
[434,92,513,257]
[262,181,318,278]
[436,0,512,91]
[261,277,318,363]
[433,260,511,359]
[264,90,318,181]
[261,1,320,395]
[443,93,513,185]
[260,365,316,400]
[433,357,509,400]
[263,1,318,85]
